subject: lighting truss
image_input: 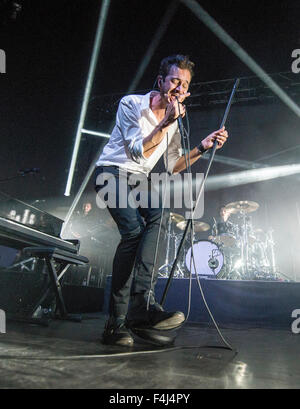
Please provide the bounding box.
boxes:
[87,72,300,122]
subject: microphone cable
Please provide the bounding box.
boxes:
[175,99,235,352]
[145,95,235,352]
[176,101,194,324]
[146,131,170,310]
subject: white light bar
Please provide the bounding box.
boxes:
[182,0,300,118]
[64,0,111,197]
[81,129,110,138]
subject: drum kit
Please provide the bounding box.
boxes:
[158,201,279,280]
[158,212,210,279]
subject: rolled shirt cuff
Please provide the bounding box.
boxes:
[128,137,146,163]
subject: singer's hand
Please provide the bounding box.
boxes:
[164,99,186,126]
[201,127,229,150]
[165,92,191,104]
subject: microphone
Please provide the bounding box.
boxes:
[175,97,185,141]
[18,168,40,175]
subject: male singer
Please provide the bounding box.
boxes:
[95,55,228,346]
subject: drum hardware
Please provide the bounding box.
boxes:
[174,233,187,278]
[208,200,281,280]
[224,201,260,278]
[213,235,237,247]
[265,229,278,276]
[159,213,186,278]
[160,202,280,281]
[158,213,173,277]
[170,212,185,224]
[176,220,210,232]
[209,217,240,278]
[225,200,259,214]
[211,216,239,248]
[159,215,212,278]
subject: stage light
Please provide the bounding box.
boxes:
[0,0,22,23]
[232,362,252,388]
[206,164,300,191]
[62,2,178,231]
[64,0,111,197]
[182,0,300,118]
[234,259,243,270]
[64,0,177,198]
[81,129,110,139]
[127,0,179,93]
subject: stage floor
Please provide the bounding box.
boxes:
[0,313,299,389]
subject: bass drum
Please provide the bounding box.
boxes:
[185,240,224,277]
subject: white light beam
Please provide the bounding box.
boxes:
[206,163,300,190]
[182,0,300,118]
[64,0,111,197]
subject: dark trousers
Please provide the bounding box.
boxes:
[95,166,167,319]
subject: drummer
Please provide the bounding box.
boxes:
[213,205,234,234]
[219,206,232,223]
[209,205,236,244]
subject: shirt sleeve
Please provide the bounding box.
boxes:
[163,128,182,174]
[116,96,146,163]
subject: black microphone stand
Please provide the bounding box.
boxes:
[160,79,240,306]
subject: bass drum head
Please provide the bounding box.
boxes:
[185,240,224,277]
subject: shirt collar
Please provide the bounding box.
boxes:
[141,91,158,112]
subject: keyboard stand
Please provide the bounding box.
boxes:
[21,246,89,325]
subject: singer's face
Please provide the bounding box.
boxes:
[160,65,191,104]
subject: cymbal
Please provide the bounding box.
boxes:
[170,212,185,223]
[176,220,210,232]
[214,234,237,247]
[225,200,259,214]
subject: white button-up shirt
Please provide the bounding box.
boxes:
[96,92,182,176]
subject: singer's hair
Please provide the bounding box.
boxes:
[159,54,195,80]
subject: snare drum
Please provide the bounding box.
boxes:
[185,240,224,277]
[214,221,237,247]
